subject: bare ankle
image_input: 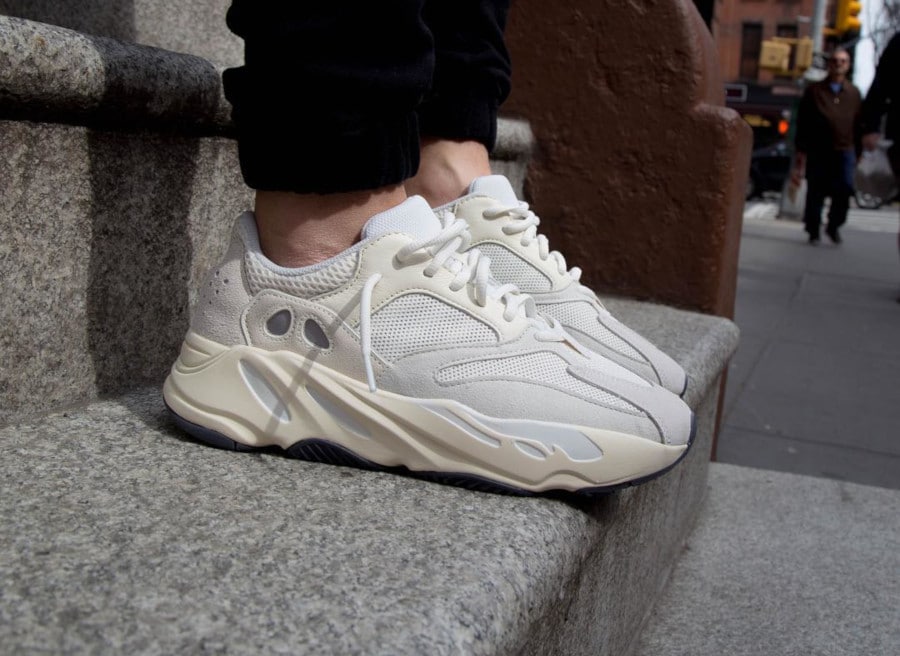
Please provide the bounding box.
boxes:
[254,185,407,268]
[406,138,492,206]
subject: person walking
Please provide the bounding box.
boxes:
[792,48,862,244]
[861,34,899,175]
[861,32,900,301]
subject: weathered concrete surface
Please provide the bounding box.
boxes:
[0,120,249,424]
[0,0,241,66]
[0,304,737,655]
[719,204,900,489]
[636,463,900,656]
[0,16,230,131]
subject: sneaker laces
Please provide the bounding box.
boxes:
[359,210,569,392]
[483,202,606,308]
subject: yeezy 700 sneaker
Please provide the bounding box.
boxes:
[164,196,694,494]
[437,175,688,396]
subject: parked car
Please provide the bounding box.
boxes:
[747,140,791,199]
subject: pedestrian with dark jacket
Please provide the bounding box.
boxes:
[861,34,899,172]
[791,48,862,244]
[861,33,900,299]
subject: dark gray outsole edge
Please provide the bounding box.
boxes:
[166,404,697,498]
[680,374,690,398]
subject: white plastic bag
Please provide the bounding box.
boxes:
[778,177,806,219]
[854,142,898,202]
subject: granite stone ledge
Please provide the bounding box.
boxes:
[0,0,242,68]
[0,311,737,655]
[0,15,230,133]
[0,120,251,425]
[0,14,533,144]
[0,388,718,656]
[493,118,534,161]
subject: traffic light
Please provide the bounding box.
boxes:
[760,40,791,71]
[835,0,862,34]
[795,37,814,71]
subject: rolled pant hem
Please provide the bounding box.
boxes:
[236,113,421,195]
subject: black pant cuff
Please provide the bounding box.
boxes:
[236,113,420,194]
[417,92,499,152]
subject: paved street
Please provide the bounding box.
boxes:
[717,200,900,489]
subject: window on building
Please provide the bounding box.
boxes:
[776,23,798,39]
[740,22,763,80]
[776,23,798,78]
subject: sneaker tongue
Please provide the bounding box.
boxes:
[362,196,441,242]
[468,175,519,207]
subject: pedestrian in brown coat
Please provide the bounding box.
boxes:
[791,48,862,244]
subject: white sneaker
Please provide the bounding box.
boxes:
[164,196,693,494]
[436,175,688,396]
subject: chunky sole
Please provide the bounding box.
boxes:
[163,331,693,496]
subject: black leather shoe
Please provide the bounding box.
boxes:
[826,227,842,244]
[808,234,820,245]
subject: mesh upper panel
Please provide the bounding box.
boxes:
[476,243,552,293]
[436,352,643,414]
[540,301,644,361]
[244,252,359,298]
[370,294,498,362]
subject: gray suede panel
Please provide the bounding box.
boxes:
[566,317,687,394]
[568,364,692,446]
[242,290,381,384]
[564,324,659,380]
[598,313,687,393]
[190,222,251,347]
[534,286,687,394]
[377,334,666,443]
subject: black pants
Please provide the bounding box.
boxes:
[224,0,511,194]
[891,146,900,258]
[803,149,855,238]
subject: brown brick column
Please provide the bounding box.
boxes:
[503,0,752,318]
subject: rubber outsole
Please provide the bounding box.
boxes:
[166,404,697,497]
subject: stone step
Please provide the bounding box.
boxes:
[0,15,532,425]
[635,463,900,656]
[0,1,242,67]
[0,302,738,655]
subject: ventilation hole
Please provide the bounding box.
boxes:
[303,319,330,349]
[266,309,292,336]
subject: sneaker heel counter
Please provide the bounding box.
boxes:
[190,224,252,346]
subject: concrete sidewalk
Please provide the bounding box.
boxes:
[717,201,900,489]
[634,204,900,656]
[635,463,900,656]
